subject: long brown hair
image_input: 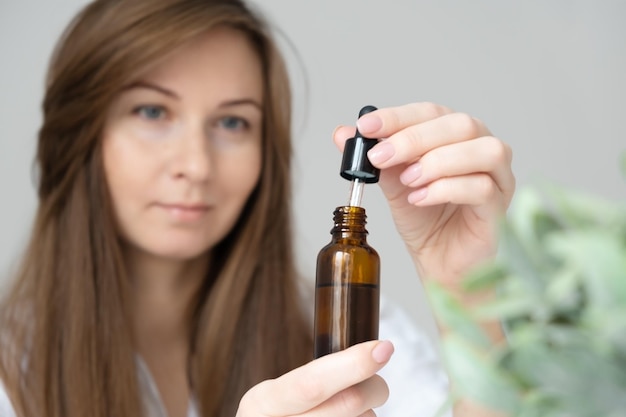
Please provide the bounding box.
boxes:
[0,1,313,416]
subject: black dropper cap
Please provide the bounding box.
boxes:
[339,105,380,183]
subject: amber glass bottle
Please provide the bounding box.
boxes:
[314,205,380,358]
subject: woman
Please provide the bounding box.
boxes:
[0,0,515,416]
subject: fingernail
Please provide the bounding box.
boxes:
[367,142,394,165]
[408,187,428,204]
[357,114,382,134]
[372,340,394,363]
[400,163,422,185]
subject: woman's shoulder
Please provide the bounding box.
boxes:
[0,379,17,417]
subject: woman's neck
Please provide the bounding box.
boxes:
[126,246,210,353]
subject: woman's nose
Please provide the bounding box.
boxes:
[170,124,212,183]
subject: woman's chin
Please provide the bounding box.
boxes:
[122,238,213,264]
[151,245,212,262]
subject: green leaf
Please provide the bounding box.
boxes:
[536,347,626,416]
[582,309,626,352]
[472,293,537,322]
[499,219,548,294]
[442,334,522,413]
[544,183,626,230]
[546,230,626,308]
[425,282,490,348]
[503,323,544,347]
[462,262,506,293]
[544,265,582,312]
[517,391,561,417]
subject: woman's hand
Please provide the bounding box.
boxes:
[236,340,394,417]
[333,102,515,287]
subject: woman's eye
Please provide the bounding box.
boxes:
[218,116,249,131]
[134,105,167,120]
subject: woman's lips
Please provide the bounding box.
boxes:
[156,203,211,222]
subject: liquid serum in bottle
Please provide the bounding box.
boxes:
[314,105,381,358]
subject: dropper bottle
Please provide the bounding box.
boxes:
[314,106,381,358]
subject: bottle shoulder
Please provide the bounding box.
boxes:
[318,238,379,256]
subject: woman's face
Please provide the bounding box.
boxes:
[103,27,263,261]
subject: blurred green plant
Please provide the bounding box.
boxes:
[428,153,626,417]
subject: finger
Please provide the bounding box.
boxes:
[367,112,492,169]
[333,102,455,152]
[303,375,389,417]
[399,136,515,205]
[245,340,394,416]
[407,173,507,218]
[356,102,455,138]
[333,125,358,152]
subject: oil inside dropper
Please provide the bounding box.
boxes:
[348,178,364,207]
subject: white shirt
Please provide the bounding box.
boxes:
[0,296,451,417]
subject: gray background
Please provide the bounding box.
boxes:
[1,1,625,343]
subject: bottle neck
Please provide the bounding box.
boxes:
[330,206,368,241]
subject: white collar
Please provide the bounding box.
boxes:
[135,355,199,417]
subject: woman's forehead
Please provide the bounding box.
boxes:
[133,27,263,99]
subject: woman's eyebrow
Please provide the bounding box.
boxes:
[122,81,180,99]
[218,99,263,112]
[121,82,261,111]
